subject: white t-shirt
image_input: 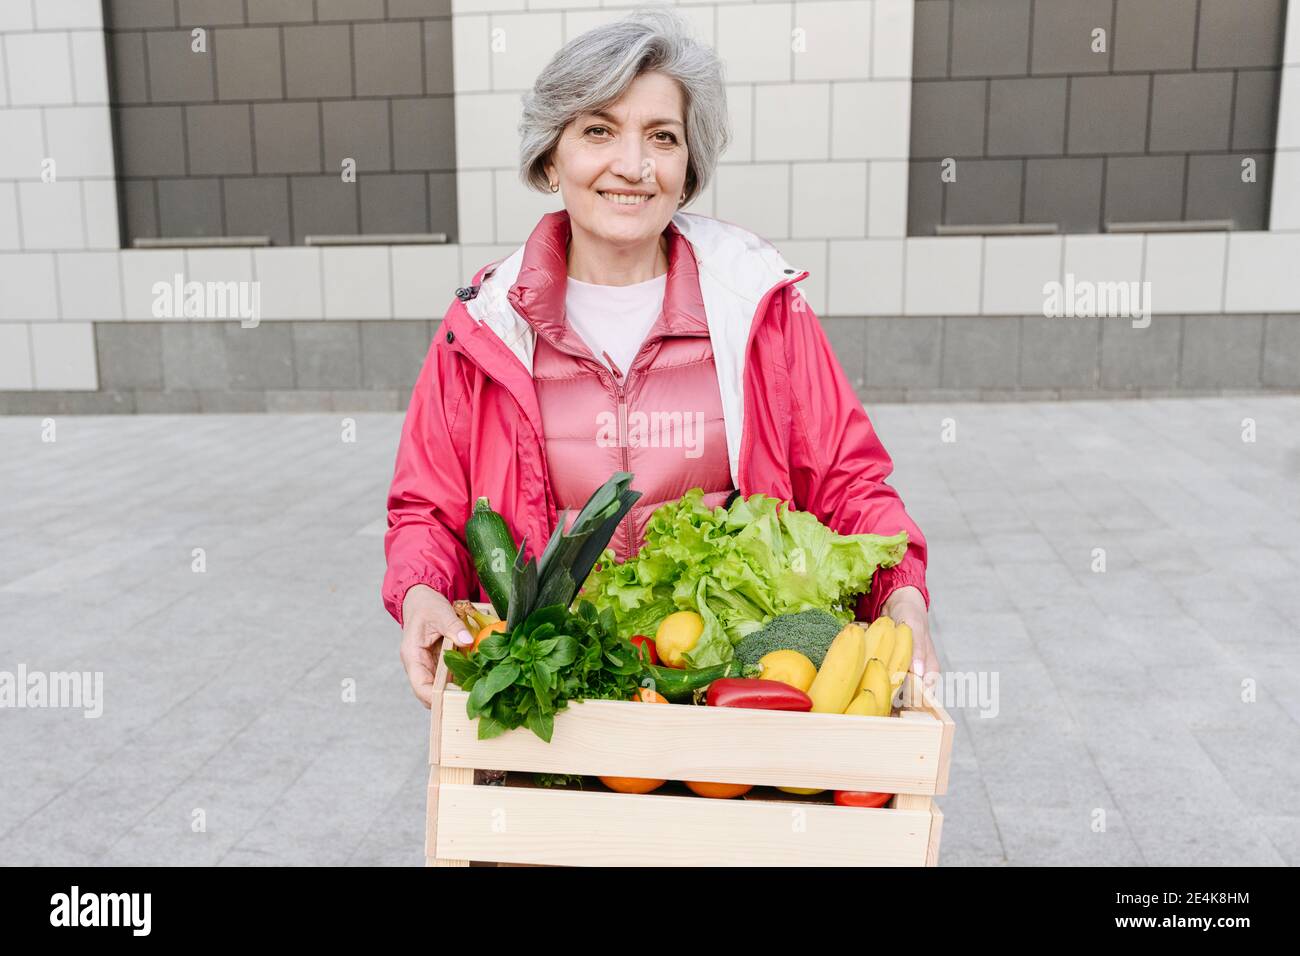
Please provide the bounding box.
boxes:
[564,272,667,378]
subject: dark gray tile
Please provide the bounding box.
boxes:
[942,159,1023,226]
[224,323,294,388]
[186,104,253,175]
[392,98,455,171]
[1262,315,1300,387]
[910,80,986,157]
[108,0,176,29]
[1113,0,1198,71]
[1024,157,1103,232]
[1103,156,1185,225]
[1067,75,1150,154]
[987,78,1067,156]
[1179,315,1263,388]
[950,0,1031,77]
[291,176,359,242]
[941,317,1021,388]
[284,25,352,99]
[1030,0,1113,75]
[146,30,215,102]
[123,180,159,240]
[266,389,332,411]
[317,0,385,19]
[177,0,245,26]
[1196,0,1285,69]
[912,0,950,79]
[1019,316,1100,388]
[1148,72,1233,152]
[158,178,223,237]
[908,160,945,235]
[215,26,283,101]
[109,32,150,105]
[161,323,230,389]
[1184,153,1272,230]
[817,317,867,387]
[0,391,134,415]
[423,20,454,96]
[117,107,187,176]
[292,322,362,388]
[329,389,401,411]
[354,22,424,97]
[246,0,316,24]
[97,323,164,390]
[361,321,434,388]
[389,0,451,16]
[134,389,201,413]
[253,103,321,174]
[223,177,291,245]
[198,390,268,412]
[1100,314,1182,389]
[360,174,429,234]
[1233,69,1281,151]
[323,100,391,172]
[428,171,457,241]
[866,317,942,387]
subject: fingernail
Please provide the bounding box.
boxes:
[457,630,473,646]
[913,657,925,677]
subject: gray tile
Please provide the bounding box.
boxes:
[117,106,187,177]
[1024,157,1102,232]
[1030,0,1113,75]
[950,0,1031,77]
[987,78,1067,156]
[1148,72,1233,152]
[317,0,385,19]
[133,389,200,412]
[423,20,454,96]
[389,0,451,16]
[912,0,950,79]
[215,26,284,101]
[292,322,362,388]
[817,317,866,388]
[291,176,359,242]
[941,317,1020,387]
[186,104,253,175]
[942,159,1023,226]
[161,323,230,389]
[909,80,986,157]
[108,0,177,29]
[866,317,942,387]
[253,103,321,174]
[1100,314,1182,389]
[392,98,455,171]
[177,0,246,26]
[223,177,292,246]
[0,391,132,414]
[1184,153,1271,230]
[246,0,316,24]
[428,171,457,240]
[1196,0,1285,69]
[123,179,160,240]
[329,389,401,411]
[284,25,352,99]
[97,323,164,390]
[1066,75,1150,154]
[109,32,150,105]
[360,174,429,234]
[145,30,215,102]
[1179,315,1264,388]
[1113,0,1197,71]
[265,389,333,411]
[1103,156,1185,226]
[1019,316,1099,389]
[224,324,294,389]
[323,100,391,173]
[1262,316,1300,387]
[158,179,223,237]
[1232,69,1281,151]
[908,160,945,235]
[361,322,433,389]
[197,390,268,412]
[354,22,424,97]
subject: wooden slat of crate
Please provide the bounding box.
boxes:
[433,782,936,867]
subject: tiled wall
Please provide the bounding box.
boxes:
[908,0,1288,234]
[104,0,458,244]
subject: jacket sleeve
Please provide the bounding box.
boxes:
[780,287,930,620]
[381,334,476,627]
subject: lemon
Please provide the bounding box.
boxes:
[655,611,705,667]
[758,649,817,692]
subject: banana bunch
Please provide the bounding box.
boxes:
[453,599,501,634]
[807,617,912,718]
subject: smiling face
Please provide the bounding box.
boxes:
[544,71,690,252]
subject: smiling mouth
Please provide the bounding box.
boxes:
[598,191,652,206]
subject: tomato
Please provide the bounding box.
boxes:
[629,635,659,666]
[833,790,893,808]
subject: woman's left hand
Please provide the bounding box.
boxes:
[880,585,939,684]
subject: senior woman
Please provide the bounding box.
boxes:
[384,8,936,707]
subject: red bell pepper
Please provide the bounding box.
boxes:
[629,635,659,666]
[833,790,894,808]
[705,678,812,711]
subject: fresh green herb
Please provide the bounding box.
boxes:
[533,773,586,789]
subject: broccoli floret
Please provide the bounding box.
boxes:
[734,609,847,668]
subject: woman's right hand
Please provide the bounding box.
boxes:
[400,584,475,708]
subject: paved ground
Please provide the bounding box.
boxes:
[1,397,1297,866]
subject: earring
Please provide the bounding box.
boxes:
[550,181,559,193]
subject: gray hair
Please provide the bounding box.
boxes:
[518,5,729,207]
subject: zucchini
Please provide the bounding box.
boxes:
[640,661,761,703]
[465,497,518,619]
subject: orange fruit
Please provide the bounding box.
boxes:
[472,619,507,651]
[599,689,668,794]
[684,780,753,799]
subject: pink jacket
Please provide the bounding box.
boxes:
[383,210,929,626]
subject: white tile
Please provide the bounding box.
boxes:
[828,238,904,315]
[1142,233,1227,314]
[453,0,526,12]
[392,244,460,319]
[1224,232,1300,312]
[455,169,496,245]
[0,39,8,106]
[30,321,97,390]
[1275,68,1300,150]
[982,236,1063,315]
[81,179,119,249]
[0,183,19,250]
[717,2,793,83]
[489,13,563,91]
[459,243,516,289]
[453,16,491,93]
[70,31,110,104]
[121,249,186,320]
[0,1,34,31]
[56,251,122,320]
[753,83,830,161]
[720,84,753,163]
[672,3,715,45]
[866,160,908,237]
[185,247,255,285]
[253,247,324,320]
[873,0,915,79]
[831,80,910,160]
[0,323,33,389]
[35,0,103,29]
[527,0,601,10]
[712,163,791,241]
[454,91,521,170]
[561,9,623,44]
[495,173,560,245]
[18,180,84,250]
[1286,2,1300,66]
[5,33,75,106]
[773,239,827,315]
[43,106,115,178]
[1062,234,1144,285]
[904,237,982,315]
[791,161,867,238]
[1269,149,1300,231]
[792,1,872,81]
[0,108,47,178]
[0,252,59,320]
[323,246,392,319]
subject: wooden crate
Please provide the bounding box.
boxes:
[426,617,954,867]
